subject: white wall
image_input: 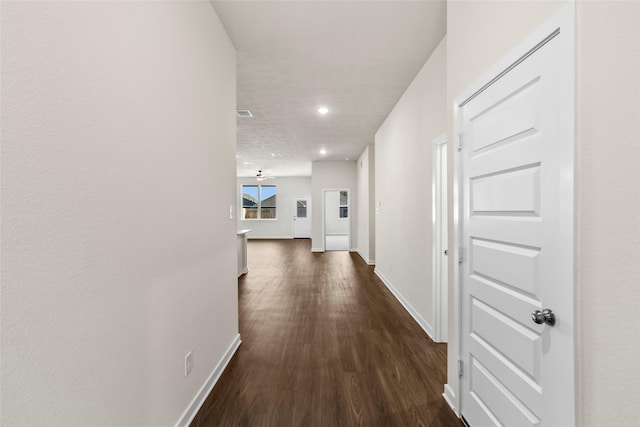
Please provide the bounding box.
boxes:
[237,176,311,238]
[1,3,238,426]
[311,161,357,251]
[356,145,376,264]
[446,1,640,424]
[575,2,640,424]
[374,37,446,338]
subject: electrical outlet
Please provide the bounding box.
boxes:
[184,351,193,377]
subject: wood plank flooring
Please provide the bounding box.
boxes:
[191,239,462,427]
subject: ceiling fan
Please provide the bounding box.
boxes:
[256,170,276,182]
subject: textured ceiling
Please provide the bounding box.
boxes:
[212,1,446,178]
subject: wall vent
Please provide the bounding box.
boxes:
[236,109,253,118]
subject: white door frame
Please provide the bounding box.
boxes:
[432,133,448,343]
[322,188,351,252]
[292,195,311,238]
[447,3,576,422]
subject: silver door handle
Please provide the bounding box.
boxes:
[444,249,448,255]
[531,308,556,326]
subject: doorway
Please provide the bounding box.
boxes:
[292,196,311,238]
[432,134,448,343]
[324,189,350,251]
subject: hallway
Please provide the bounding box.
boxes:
[191,239,462,426]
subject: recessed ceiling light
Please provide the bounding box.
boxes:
[318,107,329,115]
[345,158,350,161]
[243,161,254,165]
[270,153,281,157]
[320,149,327,155]
[236,109,253,118]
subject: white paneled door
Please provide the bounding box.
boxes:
[459,6,575,427]
[292,196,311,238]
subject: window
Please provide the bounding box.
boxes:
[242,185,277,220]
[339,191,348,218]
[296,200,307,218]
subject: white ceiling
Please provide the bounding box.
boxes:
[212,1,446,178]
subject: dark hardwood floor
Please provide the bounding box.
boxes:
[191,239,462,427]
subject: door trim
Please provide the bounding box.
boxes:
[432,133,448,343]
[449,2,576,422]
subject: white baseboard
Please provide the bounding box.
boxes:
[374,269,435,340]
[356,250,375,265]
[443,383,459,416]
[176,334,241,427]
[311,247,324,253]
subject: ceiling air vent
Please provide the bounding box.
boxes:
[236,109,253,118]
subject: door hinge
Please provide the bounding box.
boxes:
[458,357,464,377]
[458,133,463,151]
[458,247,464,265]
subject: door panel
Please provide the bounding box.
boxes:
[471,298,541,379]
[471,164,541,215]
[460,8,574,426]
[469,77,540,153]
[470,334,542,416]
[470,358,540,427]
[471,238,540,298]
